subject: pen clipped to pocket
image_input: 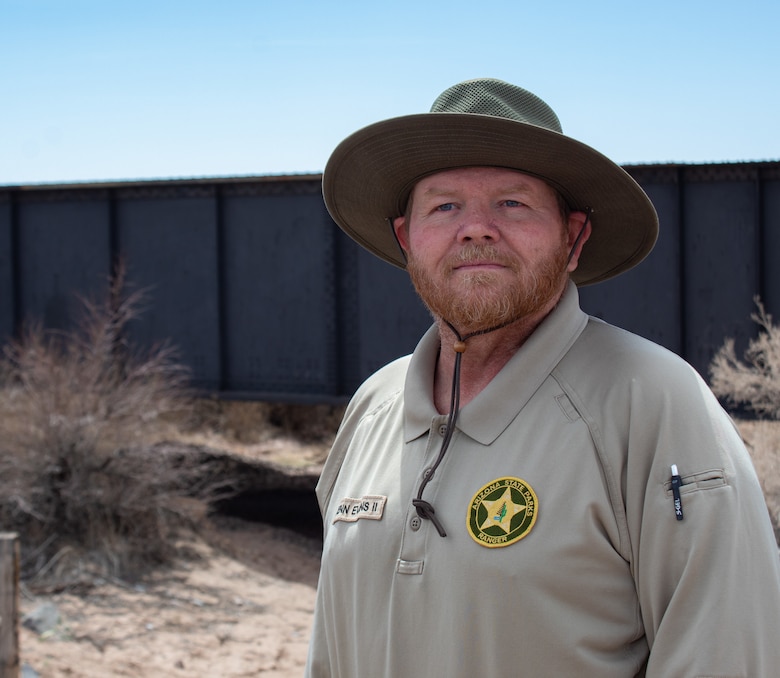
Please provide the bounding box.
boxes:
[670,464,684,521]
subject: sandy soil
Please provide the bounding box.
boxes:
[20,515,321,677]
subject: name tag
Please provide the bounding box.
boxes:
[333,495,387,523]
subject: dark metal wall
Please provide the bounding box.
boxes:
[580,162,780,380]
[1,161,779,402]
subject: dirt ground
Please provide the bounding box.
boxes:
[19,514,321,678]
[15,417,780,677]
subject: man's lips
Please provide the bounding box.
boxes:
[453,260,507,270]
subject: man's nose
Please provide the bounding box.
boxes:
[457,206,500,242]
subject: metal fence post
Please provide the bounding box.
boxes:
[0,533,19,678]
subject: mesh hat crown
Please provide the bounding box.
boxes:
[431,79,562,132]
[323,78,658,285]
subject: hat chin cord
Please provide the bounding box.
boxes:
[411,210,591,537]
[412,314,522,538]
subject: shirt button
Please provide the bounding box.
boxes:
[410,515,422,531]
[423,467,433,479]
[438,424,448,436]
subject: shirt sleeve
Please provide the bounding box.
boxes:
[624,362,780,677]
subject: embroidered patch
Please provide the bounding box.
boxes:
[467,477,538,548]
[333,495,387,524]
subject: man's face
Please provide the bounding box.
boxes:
[392,167,589,333]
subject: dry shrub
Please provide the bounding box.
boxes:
[710,298,780,543]
[0,264,214,588]
[736,419,780,544]
[710,297,780,419]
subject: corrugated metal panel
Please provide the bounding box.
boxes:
[348,246,431,391]
[218,185,338,396]
[681,169,760,376]
[116,183,221,389]
[0,192,13,341]
[762,175,780,313]
[579,170,684,355]
[14,190,111,332]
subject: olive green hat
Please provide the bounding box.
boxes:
[322,78,658,286]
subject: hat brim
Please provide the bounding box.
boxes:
[323,112,658,286]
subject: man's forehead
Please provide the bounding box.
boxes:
[413,166,553,195]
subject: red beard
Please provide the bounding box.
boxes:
[407,241,570,333]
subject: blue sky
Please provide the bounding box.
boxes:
[1,0,778,185]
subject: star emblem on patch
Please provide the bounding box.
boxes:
[479,487,528,533]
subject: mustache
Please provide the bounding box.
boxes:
[445,244,518,269]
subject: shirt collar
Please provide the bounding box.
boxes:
[403,281,588,444]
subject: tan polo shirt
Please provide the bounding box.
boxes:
[306,282,780,677]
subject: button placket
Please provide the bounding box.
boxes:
[399,418,450,561]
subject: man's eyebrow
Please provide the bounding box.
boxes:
[419,182,536,197]
[418,186,457,198]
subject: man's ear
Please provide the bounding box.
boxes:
[566,211,592,273]
[392,215,410,253]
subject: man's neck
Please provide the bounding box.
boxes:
[432,295,562,414]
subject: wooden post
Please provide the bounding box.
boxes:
[0,533,19,678]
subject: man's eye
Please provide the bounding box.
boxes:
[504,199,524,207]
[434,203,456,212]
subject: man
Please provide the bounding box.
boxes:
[305,78,780,677]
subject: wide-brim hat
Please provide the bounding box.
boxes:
[322,78,658,286]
